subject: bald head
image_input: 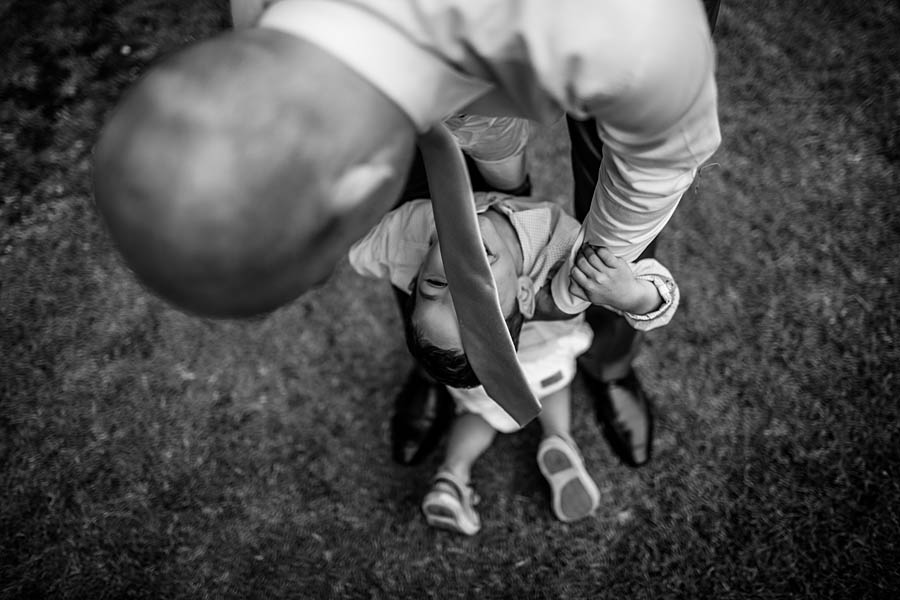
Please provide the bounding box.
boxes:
[93,28,415,317]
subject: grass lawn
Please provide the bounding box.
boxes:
[2,0,899,598]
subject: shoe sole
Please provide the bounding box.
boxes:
[537,439,600,522]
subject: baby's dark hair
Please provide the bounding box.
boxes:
[401,280,525,389]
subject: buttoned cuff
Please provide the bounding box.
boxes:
[622,272,679,331]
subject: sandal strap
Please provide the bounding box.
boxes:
[432,470,479,506]
[541,434,583,459]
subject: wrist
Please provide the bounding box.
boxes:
[622,279,662,315]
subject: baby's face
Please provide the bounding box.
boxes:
[412,208,522,350]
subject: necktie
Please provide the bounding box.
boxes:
[417,124,541,427]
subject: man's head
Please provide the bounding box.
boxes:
[93,28,416,317]
[403,207,531,388]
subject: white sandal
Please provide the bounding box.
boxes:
[537,435,600,522]
[421,470,481,535]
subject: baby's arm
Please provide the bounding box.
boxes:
[347,199,435,289]
[444,115,530,192]
[569,244,679,331]
[570,245,660,313]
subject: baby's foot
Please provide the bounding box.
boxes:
[537,435,600,522]
[421,470,481,535]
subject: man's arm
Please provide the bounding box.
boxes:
[547,0,720,315]
[578,1,721,264]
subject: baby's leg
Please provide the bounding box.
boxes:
[439,413,497,482]
[536,386,601,522]
[422,413,496,535]
[537,387,573,445]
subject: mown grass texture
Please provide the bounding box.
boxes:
[1,0,899,598]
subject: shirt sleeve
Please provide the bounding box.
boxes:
[619,258,680,331]
[549,238,679,331]
[347,199,435,291]
[576,1,721,263]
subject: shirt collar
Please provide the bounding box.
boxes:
[475,193,560,318]
[259,0,495,131]
[475,193,546,274]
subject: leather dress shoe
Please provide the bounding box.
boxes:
[584,369,654,467]
[391,370,454,465]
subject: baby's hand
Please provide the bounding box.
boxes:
[568,244,649,313]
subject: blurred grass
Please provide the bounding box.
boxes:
[1,0,899,598]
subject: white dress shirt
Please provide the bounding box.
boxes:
[259,0,720,310]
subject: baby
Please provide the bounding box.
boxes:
[349,192,678,535]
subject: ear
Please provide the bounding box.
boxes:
[516,276,536,319]
[330,163,395,214]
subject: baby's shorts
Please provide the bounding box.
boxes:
[448,317,593,433]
